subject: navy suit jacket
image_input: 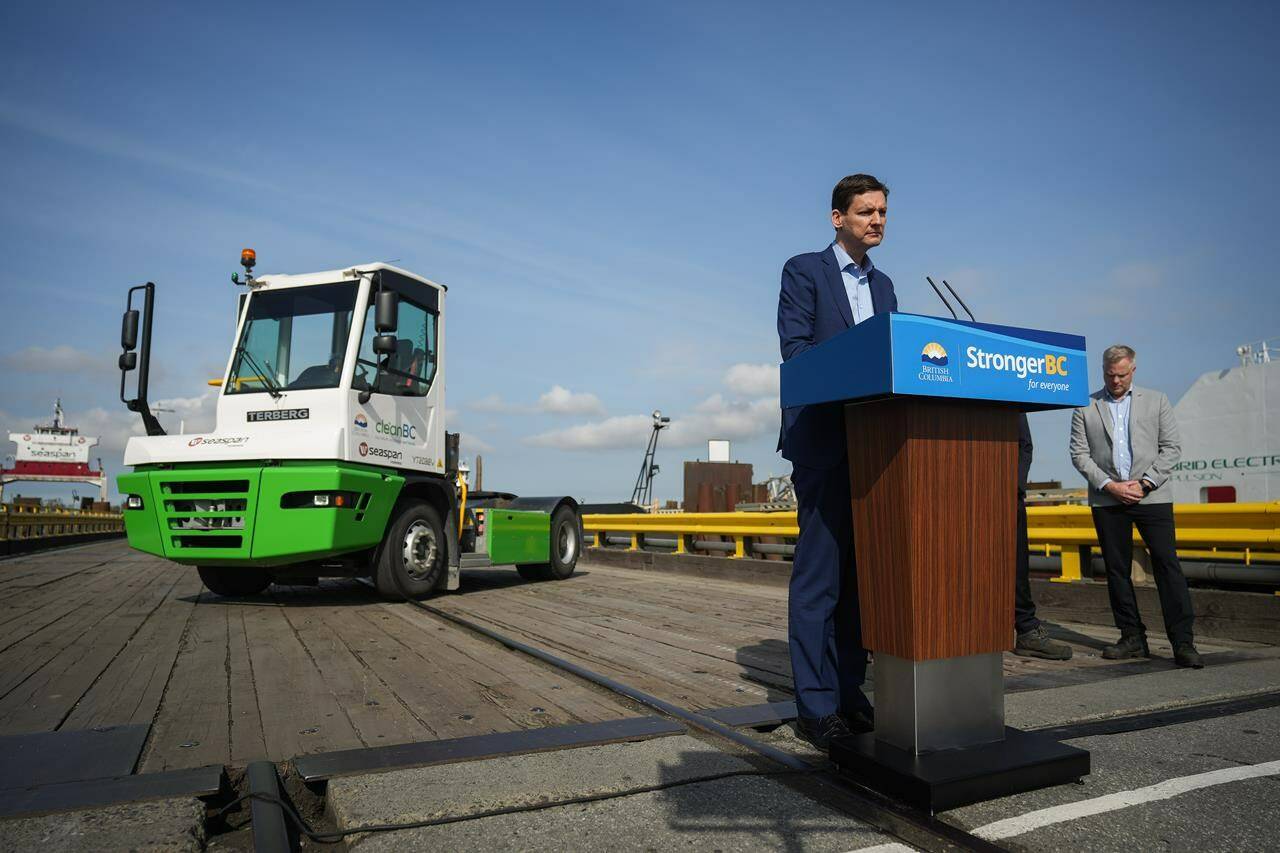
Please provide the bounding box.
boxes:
[777,245,898,469]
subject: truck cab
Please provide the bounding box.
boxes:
[116,259,579,599]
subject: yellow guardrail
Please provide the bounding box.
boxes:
[582,502,1280,581]
[0,505,125,541]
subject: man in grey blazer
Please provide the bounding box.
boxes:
[1069,344,1203,668]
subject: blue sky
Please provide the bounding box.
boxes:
[1,1,1277,503]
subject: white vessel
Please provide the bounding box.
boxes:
[1170,339,1279,503]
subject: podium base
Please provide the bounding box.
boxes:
[829,726,1090,813]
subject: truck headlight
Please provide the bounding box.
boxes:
[126,494,144,510]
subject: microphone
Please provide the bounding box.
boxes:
[941,279,976,322]
[925,276,957,319]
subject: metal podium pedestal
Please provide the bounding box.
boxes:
[831,651,1089,812]
[830,725,1091,814]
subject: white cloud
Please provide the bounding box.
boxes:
[0,345,114,376]
[524,395,779,452]
[537,385,605,416]
[525,414,653,451]
[468,393,517,414]
[666,396,778,448]
[460,431,494,454]
[723,363,779,397]
[467,385,605,417]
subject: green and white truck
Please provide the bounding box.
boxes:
[115,254,581,598]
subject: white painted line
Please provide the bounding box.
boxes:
[839,843,916,853]
[972,759,1280,840]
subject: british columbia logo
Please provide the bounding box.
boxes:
[354,413,368,429]
[918,342,954,383]
[921,342,948,365]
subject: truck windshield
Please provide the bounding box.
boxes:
[226,283,358,394]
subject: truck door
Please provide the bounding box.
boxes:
[350,289,442,473]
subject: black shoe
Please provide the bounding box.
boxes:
[794,714,853,750]
[1102,634,1150,660]
[839,708,875,734]
[1174,642,1205,669]
[1015,624,1073,660]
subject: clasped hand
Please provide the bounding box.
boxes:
[1105,479,1145,504]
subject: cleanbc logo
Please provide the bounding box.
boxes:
[375,421,417,441]
[354,412,368,429]
[917,342,955,384]
[965,347,1069,380]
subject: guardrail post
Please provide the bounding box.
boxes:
[674,533,686,554]
[1053,545,1090,583]
[628,532,640,552]
[732,536,746,559]
[595,531,605,548]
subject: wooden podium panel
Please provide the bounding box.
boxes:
[845,398,1017,661]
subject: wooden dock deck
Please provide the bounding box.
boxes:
[1,539,1271,774]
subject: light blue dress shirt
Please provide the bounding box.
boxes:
[831,241,875,326]
[1106,391,1134,482]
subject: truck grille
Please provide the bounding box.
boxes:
[155,473,259,557]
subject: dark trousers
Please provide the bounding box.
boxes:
[1091,502,1195,644]
[788,462,870,720]
[1015,495,1040,634]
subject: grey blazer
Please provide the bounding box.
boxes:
[1068,385,1181,506]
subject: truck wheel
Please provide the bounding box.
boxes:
[197,566,271,597]
[516,506,580,582]
[375,500,446,600]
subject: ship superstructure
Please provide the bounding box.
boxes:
[1,400,106,502]
[1171,338,1279,503]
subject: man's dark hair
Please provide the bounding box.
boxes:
[831,174,889,214]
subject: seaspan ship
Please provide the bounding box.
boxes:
[1,400,106,502]
[1171,338,1279,503]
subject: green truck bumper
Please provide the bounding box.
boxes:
[117,461,404,567]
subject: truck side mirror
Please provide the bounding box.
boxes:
[375,290,399,334]
[373,334,397,355]
[119,352,137,371]
[121,309,140,350]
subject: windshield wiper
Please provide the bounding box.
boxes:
[233,346,283,399]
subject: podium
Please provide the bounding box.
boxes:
[781,312,1092,811]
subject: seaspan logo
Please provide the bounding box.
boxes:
[921,342,948,366]
[354,413,368,429]
[188,436,250,448]
[358,441,369,456]
[362,444,402,461]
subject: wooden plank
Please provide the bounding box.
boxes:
[294,716,684,782]
[237,587,363,761]
[432,597,772,709]
[0,764,224,819]
[273,584,437,748]
[0,561,171,715]
[702,701,798,728]
[0,566,185,732]
[0,724,149,789]
[62,568,204,731]
[226,607,269,765]
[372,603,630,730]
[137,594,232,772]
[449,592,792,697]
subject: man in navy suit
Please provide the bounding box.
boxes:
[777,174,897,749]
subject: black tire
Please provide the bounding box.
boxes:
[197,565,271,597]
[516,506,580,582]
[516,563,549,581]
[375,500,446,600]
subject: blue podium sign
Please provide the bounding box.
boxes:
[781,313,1088,411]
